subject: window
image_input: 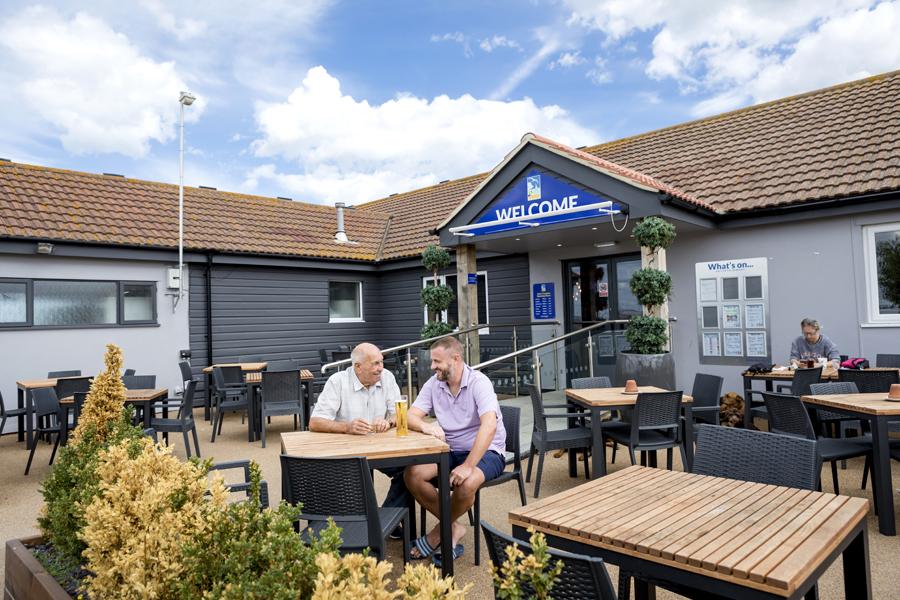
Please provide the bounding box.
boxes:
[422,272,489,333]
[864,222,900,323]
[0,279,157,328]
[329,281,363,322]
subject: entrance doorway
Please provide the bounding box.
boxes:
[563,254,641,385]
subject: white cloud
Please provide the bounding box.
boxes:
[249,66,598,204]
[636,91,662,105]
[480,35,522,52]
[431,31,473,57]
[139,0,206,41]
[0,6,202,157]
[549,51,587,69]
[490,29,564,99]
[562,0,899,115]
[586,56,612,84]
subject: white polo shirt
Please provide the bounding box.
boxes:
[311,366,401,423]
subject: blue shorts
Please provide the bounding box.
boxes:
[449,450,506,482]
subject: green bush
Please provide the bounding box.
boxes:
[624,315,669,355]
[632,216,676,251]
[177,464,343,599]
[421,321,454,340]
[421,284,455,313]
[877,239,900,307]
[629,268,672,308]
[422,245,452,276]
[493,528,564,600]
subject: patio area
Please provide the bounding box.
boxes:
[2,408,899,599]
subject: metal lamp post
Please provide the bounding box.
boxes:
[177,91,195,305]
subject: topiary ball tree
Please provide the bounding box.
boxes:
[421,245,455,339]
[625,217,676,354]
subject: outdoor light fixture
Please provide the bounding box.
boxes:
[36,242,53,254]
[175,90,196,308]
[593,241,618,248]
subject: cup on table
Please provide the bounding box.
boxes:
[395,395,408,437]
[624,379,638,393]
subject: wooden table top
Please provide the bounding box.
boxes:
[801,392,900,416]
[17,375,87,390]
[566,386,693,407]
[509,466,868,597]
[281,430,449,460]
[202,362,268,373]
[59,388,168,405]
[244,369,314,383]
[742,366,899,380]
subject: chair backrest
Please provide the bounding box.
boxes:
[220,365,245,386]
[266,359,301,372]
[318,348,331,364]
[332,350,352,363]
[790,367,823,396]
[570,376,611,389]
[875,353,900,368]
[240,355,264,363]
[178,381,197,420]
[763,393,818,440]
[178,361,193,383]
[55,376,92,402]
[527,385,549,433]
[31,387,60,419]
[692,425,819,490]
[209,459,270,510]
[480,521,616,600]
[808,381,859,395]
[143,427,159,442]
[280,455,381,552]
[122,375,156,390]
[691,373,724,409]
[123,368,136,377]
[499,405,522,466]
[633,391,682,436]
[73,392,88,421]
[261,370,301,405]
[838,368,899,393]
[48,370,81,378]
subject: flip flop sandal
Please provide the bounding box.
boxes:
[431,543,464,567]
[410,535,436,560]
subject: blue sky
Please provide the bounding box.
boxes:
[1,0,898,205]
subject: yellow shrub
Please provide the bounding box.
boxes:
[70,343,127,445]
[80,437,228,599]
[312,553,470,599]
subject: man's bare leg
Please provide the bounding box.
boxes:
[406,463,486,556]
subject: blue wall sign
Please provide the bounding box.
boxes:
[471,169,621,236]
[467,273,478,285]
[533,282,556,320]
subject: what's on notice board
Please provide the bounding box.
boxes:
[694,258,770,365]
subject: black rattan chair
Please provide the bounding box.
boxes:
[55,376,92,435]
[47,370,81,378]
[526,386,591,498]
[481,521,616,599]
[280,455,409,562]
[603,391,686,470]
[25,388,65,475]
[0,390,27,437]
[763,392,870,494]
[150,380,201,458]
[210,366,249,443]
[121,375,156,389]
[875,354,900,368]
[209,459,269,509]
[123,368,136,377]
[266,359,301,372]
[690,373,724,425]
[808,381,862,442]
[259,369,304,447]
[838,368,899,393]
[473,405,527,565]
[775,366,823,395]
[571,376,626,462]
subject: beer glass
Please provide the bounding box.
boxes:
[395,395,408,437]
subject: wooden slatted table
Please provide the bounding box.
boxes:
[201,362,313,423]
[801,392,900,536]
[58,388,169,441]
[510,466,871,599]
[16,376,87,449]
[565,386,695,477]
[281,430,455,578]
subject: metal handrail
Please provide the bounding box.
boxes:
[472,319,629,393]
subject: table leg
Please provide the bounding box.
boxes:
[742,376,753,429]
[24,389,35,450]
[634,579,656,600]
[16,388,25,443]
[682,403,694,471]
[143,401,152,428]
[567,402,577,477]
[869,415,895,536]
[204,372,212,421]
[591,406,607,478]
[842,527,871,599]
[438,452,452,578]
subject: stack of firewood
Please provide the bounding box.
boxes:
[719,392,744,427]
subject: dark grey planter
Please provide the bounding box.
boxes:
[615,352,676,390]
[4,536,72,600]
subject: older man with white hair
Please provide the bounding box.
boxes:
[309,342,408,510]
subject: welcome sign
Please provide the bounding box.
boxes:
[470,168,621,236]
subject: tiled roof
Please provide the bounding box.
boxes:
[0,162,388,261]
[362,70,900,257]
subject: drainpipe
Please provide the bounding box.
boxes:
[204,252,214,419]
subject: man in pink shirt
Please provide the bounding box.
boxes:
[405,336,506,565]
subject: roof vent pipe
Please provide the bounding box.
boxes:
[334,202,349,243]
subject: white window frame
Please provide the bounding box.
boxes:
[328,280,364,323]
[863,221,900,325]
[421,271,490,334]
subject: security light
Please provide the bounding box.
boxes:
[179,91,196,106]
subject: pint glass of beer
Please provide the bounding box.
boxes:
[395,395,408,437]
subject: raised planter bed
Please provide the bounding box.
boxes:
[5,536,71,600]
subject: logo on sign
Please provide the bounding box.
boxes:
[527,175,541,201]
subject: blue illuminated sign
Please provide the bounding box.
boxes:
[533,282,555,320]
[471,169,621,236]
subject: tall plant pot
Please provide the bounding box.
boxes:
[616,352,675,390]
[5,536,71,599]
